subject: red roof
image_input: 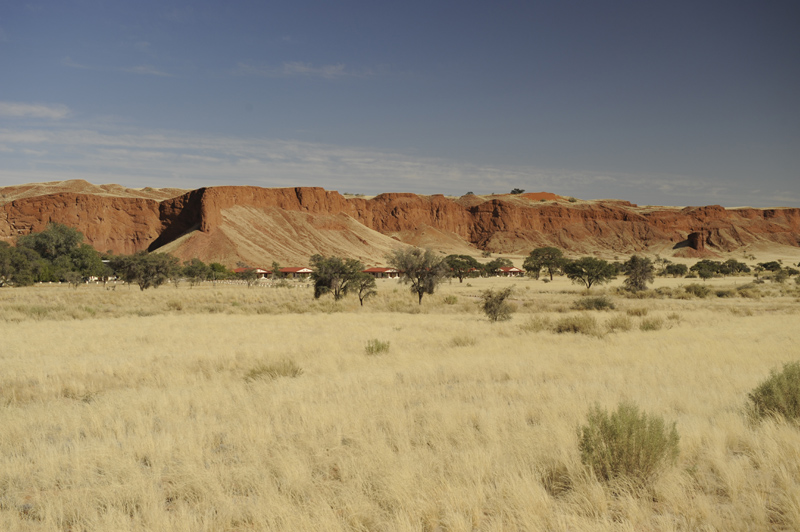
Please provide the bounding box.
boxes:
[363,267,398,273]
[280,267,312,273]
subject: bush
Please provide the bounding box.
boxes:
[747,362,800,422]
[605,314,633,332]
[578,402,679,485]
[737,284,762,299]
[480,287,514,322]
[639,317,664,331]
[365,339,391,356]
[573,296,615,311]
[442,295,458,305]
[554,315,598,335]
[684,284,711,298]
[520,316,551,333]
[626,307,648,317]
[245,359,304,381]
[715,289,736,298]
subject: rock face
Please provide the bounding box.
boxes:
[1,183,799,265]
[688,231,705,251]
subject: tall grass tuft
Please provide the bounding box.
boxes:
[554,315,599,335]
[244,359,304,381]
[747,361,800,422]
[578,402,679,486]
[573,296,615,311]
[639,317,664,331]
[365,339,391,356]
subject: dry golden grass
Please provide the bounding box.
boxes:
[1,275,799,531]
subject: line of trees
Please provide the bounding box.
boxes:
[0,223,239,290]
[4,224,798,297]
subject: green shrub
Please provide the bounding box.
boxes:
[554,315,598,335]
[715,289,736,298]
[639,317,664,331]
[605,314,633,332]
[480,287,514,322]
[684,284,711,298]
[442,295,459,305]
[626,307,648,317]
[365,339,391,356]
[573,296,615,311]
[578,402,679,485]
[747,362,800,422]
[245,359,304,381]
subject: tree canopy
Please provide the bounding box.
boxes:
[387,247,446,304]
[564,257,616,290]
[622,255,655,291]
[523,247,564,280]
[444,254,480,282]
[310,254,365,301]
[110,252,180,291]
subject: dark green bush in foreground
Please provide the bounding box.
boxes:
[748,362,800,422]
[578,402,679,485]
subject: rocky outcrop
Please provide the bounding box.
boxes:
[0,193,163,255]
[1,183,798,263]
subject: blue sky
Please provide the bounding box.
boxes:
[1,1,798,207]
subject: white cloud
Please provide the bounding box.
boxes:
[63,56,172,77]
[61,56,94,70]
[0,102,70,120]
[0,123,794,207]
[236,61,355,79]
[121,65,173,77]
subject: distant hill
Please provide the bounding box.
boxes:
[1,181,798,266]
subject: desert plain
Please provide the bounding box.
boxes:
[1,270,799,531]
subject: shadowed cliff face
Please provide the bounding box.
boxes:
[1,185,799,263]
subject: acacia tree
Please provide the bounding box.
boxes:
[483,257,513,276]
[444,254,480,283]
[623,255,655,292]
[353,272,378,306]
[564,257,616,290]
[0,242,38,287]
[183,258,210,288]
[236,268,259,288]
[665,263,688,278]
[17,223,83,262]
[310,254,364,301]
[387,247,446,304]
[110,251,180,291]
[523,247,564,280]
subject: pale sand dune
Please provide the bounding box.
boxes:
[0,179,186,204]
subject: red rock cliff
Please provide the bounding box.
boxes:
[2,185,798,258]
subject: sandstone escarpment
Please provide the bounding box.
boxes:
[1,182,798,265]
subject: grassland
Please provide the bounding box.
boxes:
[1,275,799,531]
